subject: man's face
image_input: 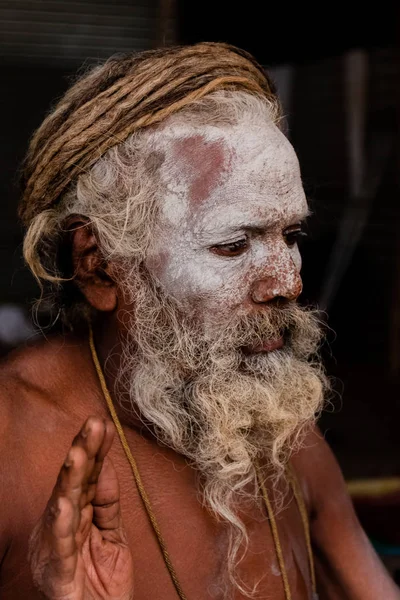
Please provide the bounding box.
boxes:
[118,116,325,573]
[145,119,309,335]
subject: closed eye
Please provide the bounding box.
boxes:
[210,238,248,257]
[283,225,307,247]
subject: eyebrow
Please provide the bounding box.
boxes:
[223,209,311,236]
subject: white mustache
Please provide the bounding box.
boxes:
[117,268,328,597]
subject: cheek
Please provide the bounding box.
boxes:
[149,244,249,308]
[178,256,247,302]
[145,249,171,280]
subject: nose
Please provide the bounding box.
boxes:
[250,256,303,304]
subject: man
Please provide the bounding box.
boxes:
[0,42,398,600]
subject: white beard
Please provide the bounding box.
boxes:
[116,266,328,597]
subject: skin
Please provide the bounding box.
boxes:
[146,121,305,319]
[0,120,399,600]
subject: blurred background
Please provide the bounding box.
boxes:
[0,0,399,576]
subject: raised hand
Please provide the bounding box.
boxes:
[29,416,134,600]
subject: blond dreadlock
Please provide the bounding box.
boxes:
[20,42,277,227]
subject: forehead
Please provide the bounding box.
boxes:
[150,119,307,227]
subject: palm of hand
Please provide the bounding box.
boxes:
[29,418,134,600]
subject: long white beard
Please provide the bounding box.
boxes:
[116,267,328,597]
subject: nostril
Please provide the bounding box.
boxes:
[270,296,291,309]
[251,278,278,303]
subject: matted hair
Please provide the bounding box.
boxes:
[20,42,277,225]
[19,42,281,321]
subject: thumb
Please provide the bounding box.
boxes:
[92,455,124,538]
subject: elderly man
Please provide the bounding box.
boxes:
[0,43,397,600]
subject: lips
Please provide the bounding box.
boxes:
[244,336,284,354]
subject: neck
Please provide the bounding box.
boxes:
[91,314,154,436]
[92,312,121,382]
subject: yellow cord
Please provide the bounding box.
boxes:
[89,326,188,600]
[255,464,293,600]
[89,324,315,600]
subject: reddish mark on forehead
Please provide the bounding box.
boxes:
[172,135,230,206]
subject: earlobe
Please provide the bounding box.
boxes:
[67,216,118,313]
[83,281,118,312]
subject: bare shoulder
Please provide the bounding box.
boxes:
[0,331,90,397]
[0,335,64,421]
[0,331,99,428]
[0,331,87,471]
[291,425,400,598]
[290,424,350,517]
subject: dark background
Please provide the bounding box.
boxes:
[1,0,400,555]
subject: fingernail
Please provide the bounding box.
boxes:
[55,498,62,516]
[83,421,93,437]
[49,500,61,518]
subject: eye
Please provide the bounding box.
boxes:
[283,225,307,248]
[210,238,248,257]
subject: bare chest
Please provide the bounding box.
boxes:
[1,426,314,600]
[108,430,314,600]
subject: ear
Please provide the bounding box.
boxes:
[67,216,118,312]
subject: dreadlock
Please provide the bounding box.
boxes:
[20,42,277,226]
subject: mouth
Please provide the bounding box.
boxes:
[242,336,285,354]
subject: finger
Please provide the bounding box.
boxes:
[52,417,104,501]
[92,456,122,533]
[58,445,89,505]
[71,416,107,460]
[96,419,115,462]
[31,496,79,594]
[87,419,115,488]
[47,496,78,582]
[63,417,114,507]
[70,417,114,483]
[47,445,89,535]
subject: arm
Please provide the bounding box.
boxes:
[292,426,400,600]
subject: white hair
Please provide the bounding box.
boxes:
[23,90,281,320]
